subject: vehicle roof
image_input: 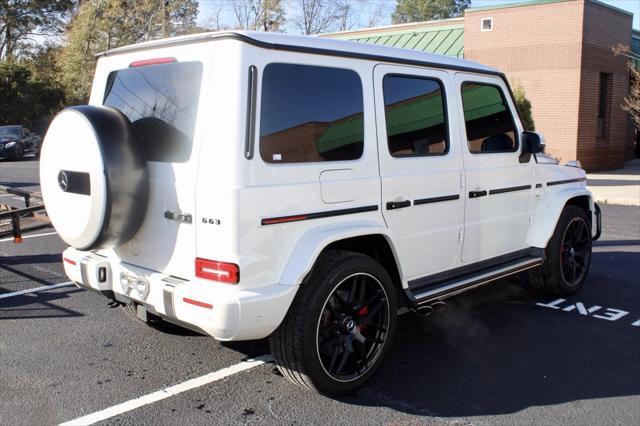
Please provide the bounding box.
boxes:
[98,30,498,75]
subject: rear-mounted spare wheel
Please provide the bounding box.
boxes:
[40,105,149,250]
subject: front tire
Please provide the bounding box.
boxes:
[269,250,397,396]
[529,205,592,295]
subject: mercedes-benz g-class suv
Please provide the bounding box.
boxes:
[40,31,601,396]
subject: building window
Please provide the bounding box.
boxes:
[481,18,493,32]
[597,73,612,139]
[259,63,364,163]
[461,82,517,153]
[382,75,448,157]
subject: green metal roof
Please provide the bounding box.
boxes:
[331,24,465,58]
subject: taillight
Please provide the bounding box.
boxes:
[129,57,176,67]
[195,258,239,284]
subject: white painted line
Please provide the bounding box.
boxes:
[0,281,74,300]
[0,230,58,243]
[59,355,273,426]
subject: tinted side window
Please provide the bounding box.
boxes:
[383,75,448,157]
[103,61,203,163]
[461,82,517,153]
[259,63,364,163]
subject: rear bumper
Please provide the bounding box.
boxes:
[62,248,298,341]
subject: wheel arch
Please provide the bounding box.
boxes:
[526,188,595,249]
[278,221,405,292]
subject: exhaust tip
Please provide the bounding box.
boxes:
[414,305,433,317]
[431,300,446,312]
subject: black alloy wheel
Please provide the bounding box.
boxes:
[269,250,397,396]
[528,205,592,296]
[316,272,390,382]
[560,216,591,287]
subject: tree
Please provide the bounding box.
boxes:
[613,44,640,129]
[0,0,73,60]
[229,0,285,32]
[0,61,64,124]
[293,0,354,35]
[57,0,199,103]
[512,82,535,131]
[392,0,470,24]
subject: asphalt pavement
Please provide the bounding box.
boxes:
[1,158,639,425]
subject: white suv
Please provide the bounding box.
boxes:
[40,31,601,396]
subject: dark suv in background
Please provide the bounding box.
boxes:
[0,125,41,160]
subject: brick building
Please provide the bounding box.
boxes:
[324,0,638,171]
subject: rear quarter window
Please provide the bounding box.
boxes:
[259,63,364,164]
[103,61,203,163]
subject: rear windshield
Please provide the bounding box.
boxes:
[103,61,203,163]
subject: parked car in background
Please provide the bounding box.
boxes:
[0,125,41,160]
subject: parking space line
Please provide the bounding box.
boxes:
[0,231,58,243]
[0,282,74,300]
[59,355,273,426]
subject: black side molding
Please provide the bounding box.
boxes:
[489,185,531,195]
[547,177,587,186]
[414,194,460,205]
[261,205,378,226]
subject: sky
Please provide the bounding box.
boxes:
[196,0,639,32]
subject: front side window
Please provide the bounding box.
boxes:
[461,82,517,153]
[383,75,448,157]
[103,61,203,163]
[259,63,364,163]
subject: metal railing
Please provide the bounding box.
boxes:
[0,186,49,242]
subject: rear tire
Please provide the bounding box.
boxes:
[529,205,592,296]
[269,250,397,396]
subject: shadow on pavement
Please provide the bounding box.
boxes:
[335,251,640,417]
[0,286,84,320]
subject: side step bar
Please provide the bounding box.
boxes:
[407,256,543,306]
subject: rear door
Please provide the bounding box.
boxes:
[454,73,534,262]
[374,65,464,281]
[95,48,210,279]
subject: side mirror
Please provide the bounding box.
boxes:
[523,131,544,154]
[519,131,544,163]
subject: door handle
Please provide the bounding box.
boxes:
[386,200,411,210]
[469,190,488,198]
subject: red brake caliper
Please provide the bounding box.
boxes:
[357,306,368,332]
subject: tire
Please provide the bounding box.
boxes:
[39,106,149,250]
[269,250,397,396]
[529,205,592,296]
[11,144,24,160]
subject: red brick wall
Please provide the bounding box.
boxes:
[577,0,632,171]
[465,0,633,171]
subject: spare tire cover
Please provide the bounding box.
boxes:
[40,105,149,250]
